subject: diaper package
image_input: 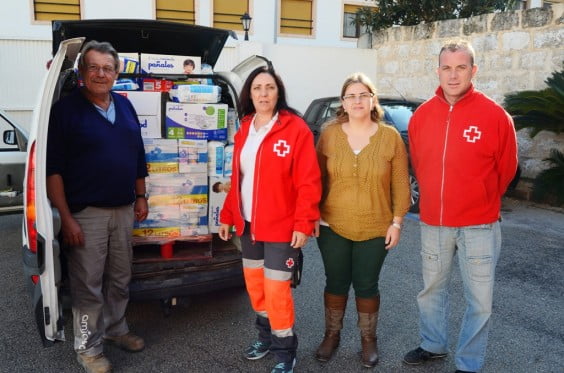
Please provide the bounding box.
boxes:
[143,139,178,174]
[227,109,240,144]
[223,144,234,177]
[165,102,228,141]
[207,141,225,177]
[169,84,221,104]
[118,52,139,73]
[140,54,201,74]
[178,139,208,174]
[208,176,231,233]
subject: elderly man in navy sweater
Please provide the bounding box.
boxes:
[47,40,148,373]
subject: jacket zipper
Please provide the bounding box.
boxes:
[440,105,454,225]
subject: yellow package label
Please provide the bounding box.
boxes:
[147,162,179,174]
[149,194,208,206]
[133,227,181,237]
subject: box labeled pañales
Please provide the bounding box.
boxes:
[208,176,231,233]
[140,54,201,74]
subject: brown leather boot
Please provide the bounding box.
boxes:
[356,295,380,368]
[77,353,112,373]
[315,292,348,362]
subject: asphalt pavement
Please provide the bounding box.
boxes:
[0,197,562,372]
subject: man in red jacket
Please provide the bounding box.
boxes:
[403,39,518,373]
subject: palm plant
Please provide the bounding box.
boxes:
[532,149,564,205]
[504,68,564,137]
[504,66,564,205]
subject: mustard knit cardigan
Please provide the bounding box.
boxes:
[316,122,411,241]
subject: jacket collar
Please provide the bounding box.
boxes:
[435,83,475,106]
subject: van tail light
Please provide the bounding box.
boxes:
[26,141,37,253]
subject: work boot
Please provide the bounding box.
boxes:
[104,332,145,352]
[356,296,380,368]
[315,292,348,362]
[77,353,112,373]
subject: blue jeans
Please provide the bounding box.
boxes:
[417,221,501,372]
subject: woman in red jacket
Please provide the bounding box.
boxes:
[219,66,321,373]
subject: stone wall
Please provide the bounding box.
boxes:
[362,4,564,184]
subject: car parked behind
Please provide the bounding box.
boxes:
[303,96,423,212]
[0,110,28,214]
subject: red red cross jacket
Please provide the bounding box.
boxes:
[408,84,518,227]
[220,110,322,242]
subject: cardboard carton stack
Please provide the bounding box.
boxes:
[115,53,239,240]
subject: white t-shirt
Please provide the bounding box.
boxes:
[240,112,279,222]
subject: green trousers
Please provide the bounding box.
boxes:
[317,225,388,298]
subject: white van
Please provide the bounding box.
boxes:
[22,19,267,346]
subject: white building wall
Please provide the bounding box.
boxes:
[0,0,371,128]
[82,0,154,19]
[264,44,377,112]
[1,1,50,40]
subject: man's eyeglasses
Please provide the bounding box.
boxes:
[86,65,116,75]
[342,92,374,102]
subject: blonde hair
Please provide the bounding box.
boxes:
[334,72,384,124]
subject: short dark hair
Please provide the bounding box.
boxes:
[183,59,195,67]
[239,66,301,118]
[212,181,222,193]
[78,40,119,72]
[439,39,475,66]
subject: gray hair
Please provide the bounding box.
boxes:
[78,40,119,72]
[439,39,476,66]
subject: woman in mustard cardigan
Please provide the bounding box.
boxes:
[315,72,411,368]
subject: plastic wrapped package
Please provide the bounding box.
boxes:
[169,84,222,104]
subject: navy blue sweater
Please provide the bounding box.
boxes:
[47,89,148,209]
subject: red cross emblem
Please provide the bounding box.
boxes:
[273,139,291,157]
[285,258,295,269]
[463,125,482,143]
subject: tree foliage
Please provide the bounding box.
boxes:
[356,0,517,31]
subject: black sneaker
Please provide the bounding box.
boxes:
[244,340,270,360]
[271,358,296,373]
[403,347,447,365]
[455,370,476,373]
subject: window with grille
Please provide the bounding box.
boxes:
[343,4,361,38]
[213,0,249,31]
[280,0,314,36]
[156,0,195,25]
[33,0,80,21]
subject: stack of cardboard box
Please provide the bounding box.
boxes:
[113,52,238,238]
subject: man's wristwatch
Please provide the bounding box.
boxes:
[136,193,149,200]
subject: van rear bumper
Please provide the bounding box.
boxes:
[129,259,244,301]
